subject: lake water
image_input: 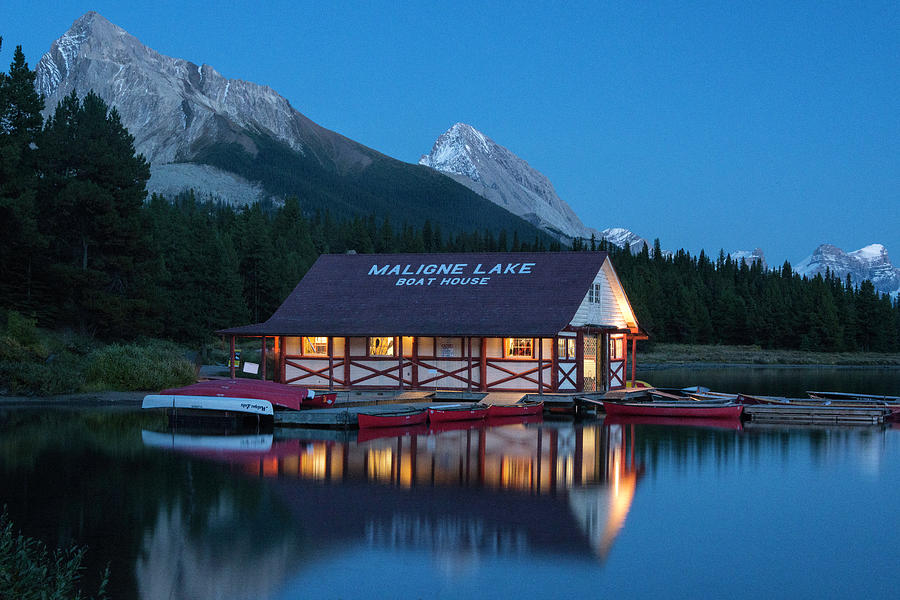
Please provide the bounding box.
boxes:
[1,368,898,599]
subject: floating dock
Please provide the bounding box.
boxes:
[743,404,890,425]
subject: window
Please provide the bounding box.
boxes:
[302,336,328,356]
[610,335,625,360]
[504,338,534,359]
[588,282,603,304]
[368,337,395,356]
[557,337,576,359]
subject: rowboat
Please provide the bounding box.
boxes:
[160,379,336,410]
[807,390,900,402]
[357,408,428,429]
[426,403,488,424]
[484,400,544,418]
[601,399,744,419]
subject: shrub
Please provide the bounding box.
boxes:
[84,342,196,391]
[0,508,108,600]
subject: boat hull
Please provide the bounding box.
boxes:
[357,410,428,429]
[602,400,743,419]
[485,401,544,418]
[427,405,488,424]
[142,394,274,416]
[160,380,334,410]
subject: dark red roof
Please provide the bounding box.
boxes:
[220,252,610,337]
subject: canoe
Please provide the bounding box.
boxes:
[426,403,488,424]
[160,379,336,410]
[485,400,544,418]
[357,408,428,429]
[601,399,743,419]
[142,394,274,416]
[807,390,900,402]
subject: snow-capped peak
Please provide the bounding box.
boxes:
[796,243,899,296]
[419,123,592,239]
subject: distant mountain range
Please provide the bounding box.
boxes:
[32,13,898,297]
[796,244,900,297]
[34,12,552,242]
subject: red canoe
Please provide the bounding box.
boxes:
[162,379,336,411]
[485,400,544,418]
[357,409,428,429]
[601,399,744,419]
[426,404,488,424]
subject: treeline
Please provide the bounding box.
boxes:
[602,239,900,353]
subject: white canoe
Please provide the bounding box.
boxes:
[141,394,274,416]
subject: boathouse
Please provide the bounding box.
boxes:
[220,252,644,393]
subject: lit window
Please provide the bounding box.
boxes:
[505,338,534,359]
[369,337,395,356]
[589,283,603,304]
[302,336,328,356]
[557,338,577,359]
[610,335,625,360]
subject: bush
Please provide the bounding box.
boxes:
[0,508,108,600]
[84,341,197,391]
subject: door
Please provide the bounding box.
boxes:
[608,334,626,389]
[583,334,598,392]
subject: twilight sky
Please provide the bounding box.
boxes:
[3,1,898,265]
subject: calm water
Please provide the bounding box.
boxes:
[636,365,900,397]
[1,368,899,599]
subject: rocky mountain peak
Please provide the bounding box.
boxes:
[34,12,374,204]
[419,123,592,239]
[796,243,900,296]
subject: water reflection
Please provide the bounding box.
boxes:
[142,420,643,567]
[6,408,896,599]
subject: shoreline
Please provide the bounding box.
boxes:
[638,362,900,371]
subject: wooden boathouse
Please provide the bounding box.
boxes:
[221,252,645,393]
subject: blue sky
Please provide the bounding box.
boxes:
[3,1,898,265]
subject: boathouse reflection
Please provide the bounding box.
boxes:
[143,421,643,563]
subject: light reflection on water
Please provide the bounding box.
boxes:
[1,407,898,599]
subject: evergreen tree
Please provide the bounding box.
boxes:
[36,90,151,336]
[0,42,46,309]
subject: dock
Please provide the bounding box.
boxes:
[743,404,890,425]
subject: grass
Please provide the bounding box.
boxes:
[0,310,198,396]
[639,343,900,366]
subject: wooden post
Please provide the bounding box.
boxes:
[480,337,488,392]
[537,337,543,394]
[328,337,334,391]
[230,336,236,379]
[261,336,267,381]
[398,336,404,390]
[467,336,472,392]
[276,336,283,383]
[551,336,558,392]
[575,330,584,392]
[631,336,637,387]
[343,337,350,388]
[412,337,419,388]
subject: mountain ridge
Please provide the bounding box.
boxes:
[32,12,554,242]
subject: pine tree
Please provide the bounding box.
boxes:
[36,90,151,336]
[0,43,46,309]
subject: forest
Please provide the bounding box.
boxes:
[2,39,898,353]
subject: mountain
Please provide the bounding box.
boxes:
[796,243,900,296]
[729,248,766,269]
[34,12,552,241]
[596,227,651,254]
[419,123,594,239]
